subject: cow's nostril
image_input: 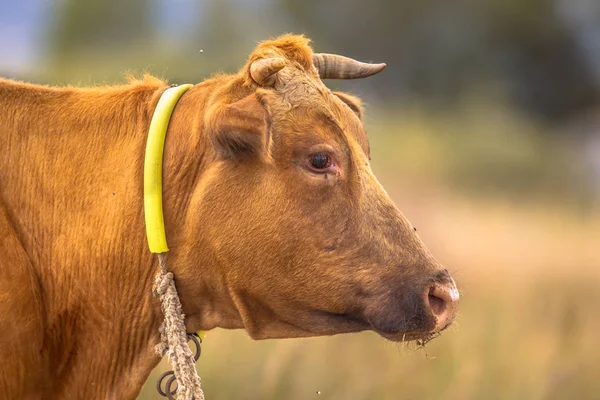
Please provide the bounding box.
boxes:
[428,292,447,316]
[426,280,459,332]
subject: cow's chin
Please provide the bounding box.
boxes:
[243,310,371,340]
[242,309,441,343]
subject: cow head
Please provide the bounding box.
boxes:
[174,34,459,343]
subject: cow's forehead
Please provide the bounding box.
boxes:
[269,68,369,156]
[272,66,328,108]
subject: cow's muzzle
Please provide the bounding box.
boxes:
[364,269,459,341]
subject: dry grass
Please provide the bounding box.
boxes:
[138,109,600,399]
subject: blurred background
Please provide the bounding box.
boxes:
[2,0,600,399]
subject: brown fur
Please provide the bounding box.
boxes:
[0,35,456,399]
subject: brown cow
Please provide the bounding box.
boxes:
[0,34,459,399]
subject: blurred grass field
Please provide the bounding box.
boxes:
[139,105,600,400]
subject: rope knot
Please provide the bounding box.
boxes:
[153,271,174,297]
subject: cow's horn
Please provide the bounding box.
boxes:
[313,53,386,79]
[250,57,286,86]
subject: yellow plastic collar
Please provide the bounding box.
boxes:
[144,84,193,253]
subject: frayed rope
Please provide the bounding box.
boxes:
[152,253,204,400]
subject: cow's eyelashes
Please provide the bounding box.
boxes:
[306,153,332,173]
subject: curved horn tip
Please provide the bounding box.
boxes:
[371,63,387,74]
[312,53,387,79]
[250,57,286,86]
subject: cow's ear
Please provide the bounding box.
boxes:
[207,93,270,159]
[333,91,363,119]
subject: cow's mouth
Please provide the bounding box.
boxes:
[315,308,439,342]
[365,314,435,342]
[376,327,446,344]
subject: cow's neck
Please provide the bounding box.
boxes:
[0,77,222,399]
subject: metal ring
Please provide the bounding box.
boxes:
[166,375,179,400]
[157,336,202,398]
[188,333,202,361]
[157,370,177,398]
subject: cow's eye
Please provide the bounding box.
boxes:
[308,153,331,170]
